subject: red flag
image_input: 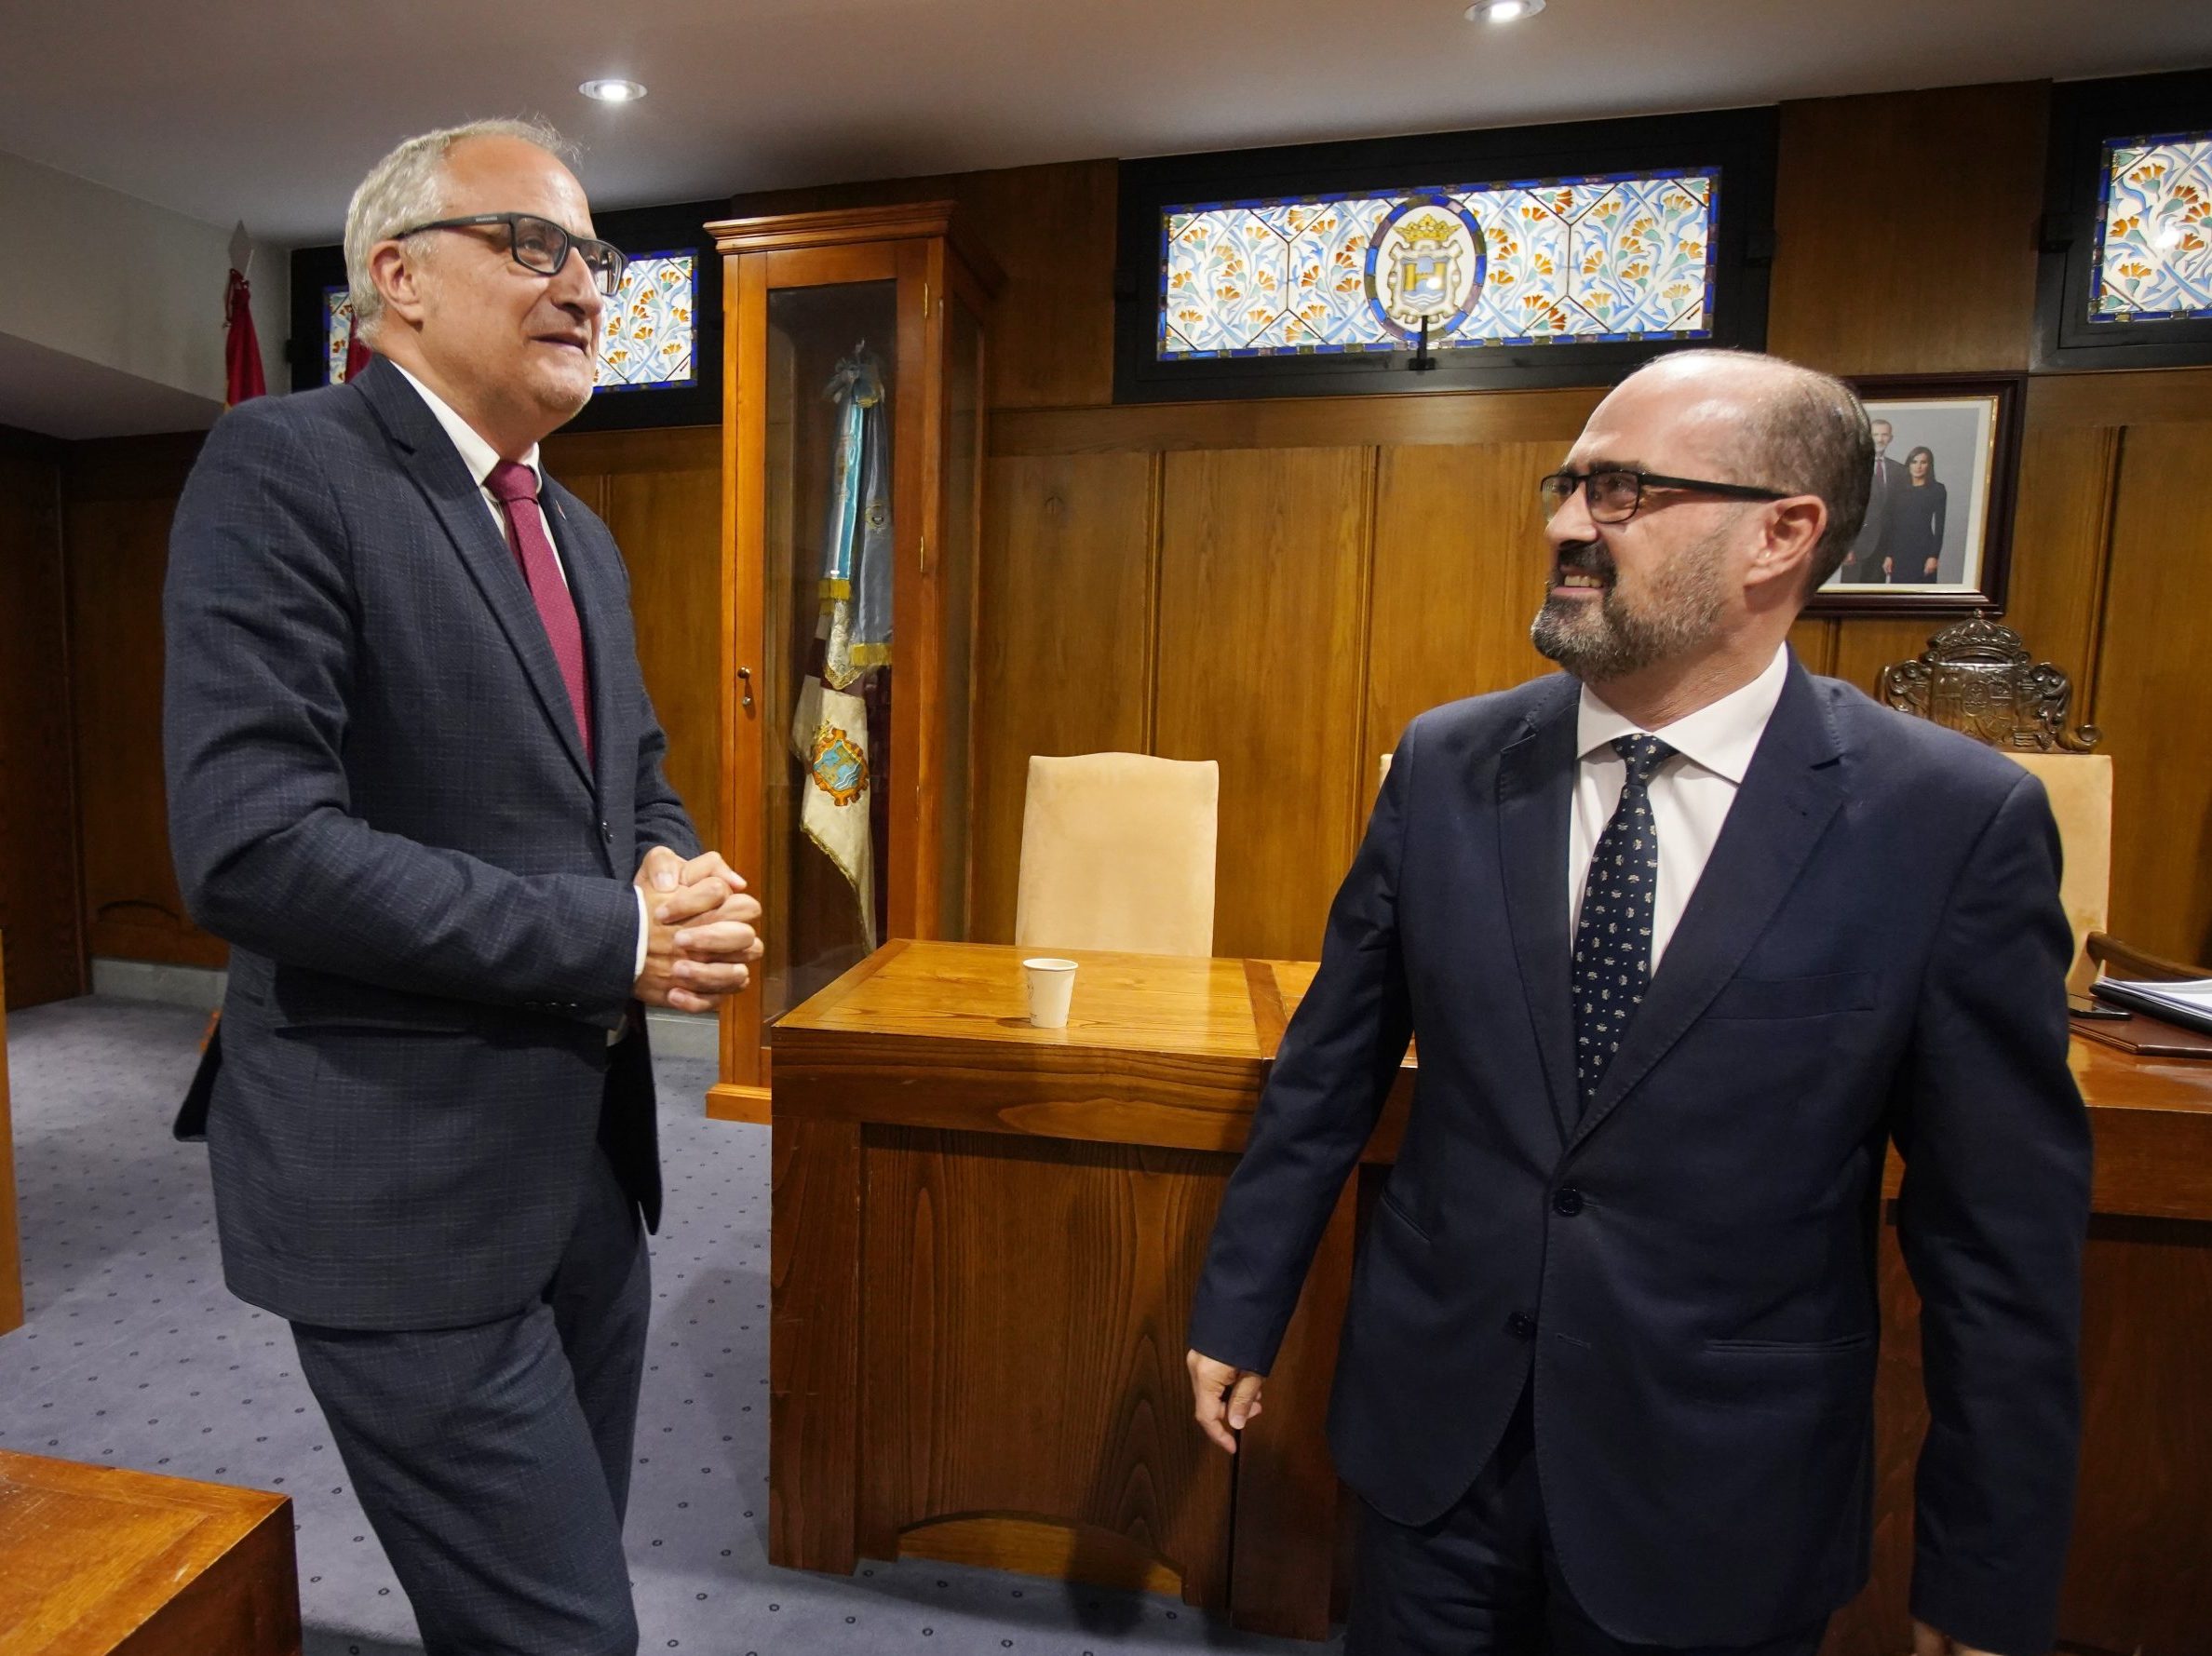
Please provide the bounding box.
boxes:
[344,311,371,382]
[224,268,265,406]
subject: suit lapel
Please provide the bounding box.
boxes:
[1496,677,1581,1148]
[353,359,594,793]
[1569,661,1847,1151]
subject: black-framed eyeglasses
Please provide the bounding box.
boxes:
[1539,468,1792,525]
[393,212,629,298]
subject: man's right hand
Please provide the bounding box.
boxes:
[1187,1348,1264,1454]
[631,849,760,1014]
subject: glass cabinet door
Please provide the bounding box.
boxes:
[711,205,1002,1114]
[759,279,900,1023]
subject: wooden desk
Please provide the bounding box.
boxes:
[771,940,2212,1649]
[1,933,21,1336]
[0,1450,301,1654]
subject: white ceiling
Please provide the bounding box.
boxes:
[3,0,2208,247]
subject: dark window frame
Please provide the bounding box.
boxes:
[2036,68,2212,373]
[1113,108,1777,404]
[289,197,725,432]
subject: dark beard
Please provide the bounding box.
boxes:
[1530,533,1732,681]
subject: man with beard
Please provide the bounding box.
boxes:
[1183,351,2088,1656]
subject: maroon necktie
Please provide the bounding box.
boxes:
[485,460,593,767]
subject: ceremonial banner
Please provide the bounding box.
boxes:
[789,350,893,946]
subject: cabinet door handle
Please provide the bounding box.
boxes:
[737,666,755,712]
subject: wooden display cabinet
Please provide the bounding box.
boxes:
[705,205,999,1120]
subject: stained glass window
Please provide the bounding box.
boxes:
[2091,132,2212,323]
[1159,170,1717,358]
[597,252,696,391]
[320,254,699,390]
[324,286,357,384]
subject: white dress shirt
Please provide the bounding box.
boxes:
[1568,645,1789,972]
[389,362,651,983]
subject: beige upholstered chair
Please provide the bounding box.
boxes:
[1015,754,1220,957]
[2003,752,2111,994]
[1881,619,2110,992]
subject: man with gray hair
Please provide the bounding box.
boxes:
[164,120,758,1654]
[1186,350,2089,1656]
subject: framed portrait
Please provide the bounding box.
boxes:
[1808,374,2024,616]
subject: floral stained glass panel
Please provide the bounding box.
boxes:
[1159,170,1717,358]
[2092,133,2212,323]
[324,287,357,384]
[597,252,696,390]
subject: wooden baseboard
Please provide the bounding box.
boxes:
[894,1515,1185,1603]
[706,1083,771,1124]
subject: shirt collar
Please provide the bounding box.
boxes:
[1575,644,1790,786]
[389,360,542,492]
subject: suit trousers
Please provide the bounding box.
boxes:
[291,1145,652,1656]
[1347,1381,1830,1656]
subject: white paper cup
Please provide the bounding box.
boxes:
[1022,957,1079,1030]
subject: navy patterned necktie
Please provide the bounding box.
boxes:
[1572,734,1676,1120]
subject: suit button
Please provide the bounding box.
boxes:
[1553,1188,1585,1217]
[600,821,614,843]
[1507,1312,1538,1340]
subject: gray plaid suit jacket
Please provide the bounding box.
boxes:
[163,357,700,1331]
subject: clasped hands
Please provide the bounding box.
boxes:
[630,847,766,1014]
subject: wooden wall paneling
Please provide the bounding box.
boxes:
[1983,421,2120,700]
[1154,448,1372,962]
[992,385,1607,457]
[2089,419,2212,964]
[1767,82,2049,376]
[969,452,1159,943]
[954,160,1117,411]
[1365,442,1562,769]
[2025,367,2212,429]
[722,158,1118,412]
[856,1127,1236,1606]
[0,439,86,1006]
[63,436,225,969]
[546,425,725,857]
[1787,616,1839,677]
[0,934,22,1333]
[769,1115,864,1573]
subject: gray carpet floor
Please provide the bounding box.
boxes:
[0,996,1341,1656]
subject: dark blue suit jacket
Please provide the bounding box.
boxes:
[163,358,699,1331]
[1189,662,2090,1654]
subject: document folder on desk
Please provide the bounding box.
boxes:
[2080,976,2212,1057]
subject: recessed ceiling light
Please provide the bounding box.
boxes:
[1466,0,1544,20]
[580,78,647,103]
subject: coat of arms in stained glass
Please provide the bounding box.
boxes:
[1159,169,1717,359]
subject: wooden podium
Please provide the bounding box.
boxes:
[771,940,2212,1649]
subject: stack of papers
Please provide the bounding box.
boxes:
[2092,976,2212,1037]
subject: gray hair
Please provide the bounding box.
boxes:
[343,117,577,340]
[1627,348,1875,593]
